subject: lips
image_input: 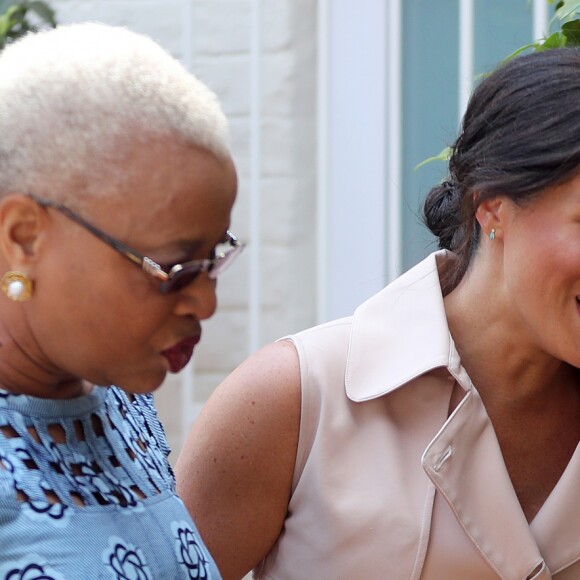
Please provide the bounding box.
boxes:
[161,336,200,373]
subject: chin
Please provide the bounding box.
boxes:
[116,373,167,395]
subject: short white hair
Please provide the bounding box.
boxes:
[0,22,230,198]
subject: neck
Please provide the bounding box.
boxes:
[0,373,93,399]
[0,323,90,399]
[444,261,576,407]
[0,291,98,399]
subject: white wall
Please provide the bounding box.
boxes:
[319,0,392,322]
[49,0,318,458]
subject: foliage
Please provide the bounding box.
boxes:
[416,0,580,170]
[414,147,453,171]
[500,0,580,61]
[0,1,56,50]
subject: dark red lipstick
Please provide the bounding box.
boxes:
[162,336,200,373]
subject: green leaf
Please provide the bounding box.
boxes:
[555,0,580,22]
[28,1,56,26]
[562,18,580,44]
[0,1,57,46]
[501,41,541,63]
[4,4,26,27]
[0,13,10,37]
[535,30,568,49]
[414,147,452,171]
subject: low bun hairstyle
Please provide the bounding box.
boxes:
[423,47,580,293]
[422,176,465,254]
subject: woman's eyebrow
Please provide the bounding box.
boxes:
[160,231,229,257]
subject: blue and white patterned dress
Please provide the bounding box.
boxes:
[0,386,221,579]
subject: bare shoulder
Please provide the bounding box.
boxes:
[175,340,301,580]
[181,339,300,448]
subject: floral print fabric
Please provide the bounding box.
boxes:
[0,387,220,579]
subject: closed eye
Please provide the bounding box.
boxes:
[157,231,231,272]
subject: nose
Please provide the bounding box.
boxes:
[173,272,218,320]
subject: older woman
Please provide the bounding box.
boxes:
[176,47,580,579]
[0,23,240,578]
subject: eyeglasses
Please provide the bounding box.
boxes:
[31,195,244,294]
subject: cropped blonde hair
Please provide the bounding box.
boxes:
[0,22,229,198]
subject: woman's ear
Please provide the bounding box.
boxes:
[475,196,504,240]
[0,195,47,266]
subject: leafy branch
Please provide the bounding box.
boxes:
[503,0,580,58]
[0,1,56,50]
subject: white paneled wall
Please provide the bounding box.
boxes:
[50,0,318,459]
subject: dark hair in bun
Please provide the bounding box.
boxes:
[422,177,463,251]
[423,47,580,292]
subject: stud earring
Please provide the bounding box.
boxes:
[489,228,496,241]
[1,271,34,302]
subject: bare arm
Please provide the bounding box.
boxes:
[175,340,301,580]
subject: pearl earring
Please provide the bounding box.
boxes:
[1,271,34,302]
[489,228,496,241]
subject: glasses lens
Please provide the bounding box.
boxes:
[159,237,244,292]
[160,266,204,294]
[208,243,244,280]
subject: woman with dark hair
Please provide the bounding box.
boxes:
[176,48,580,579]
